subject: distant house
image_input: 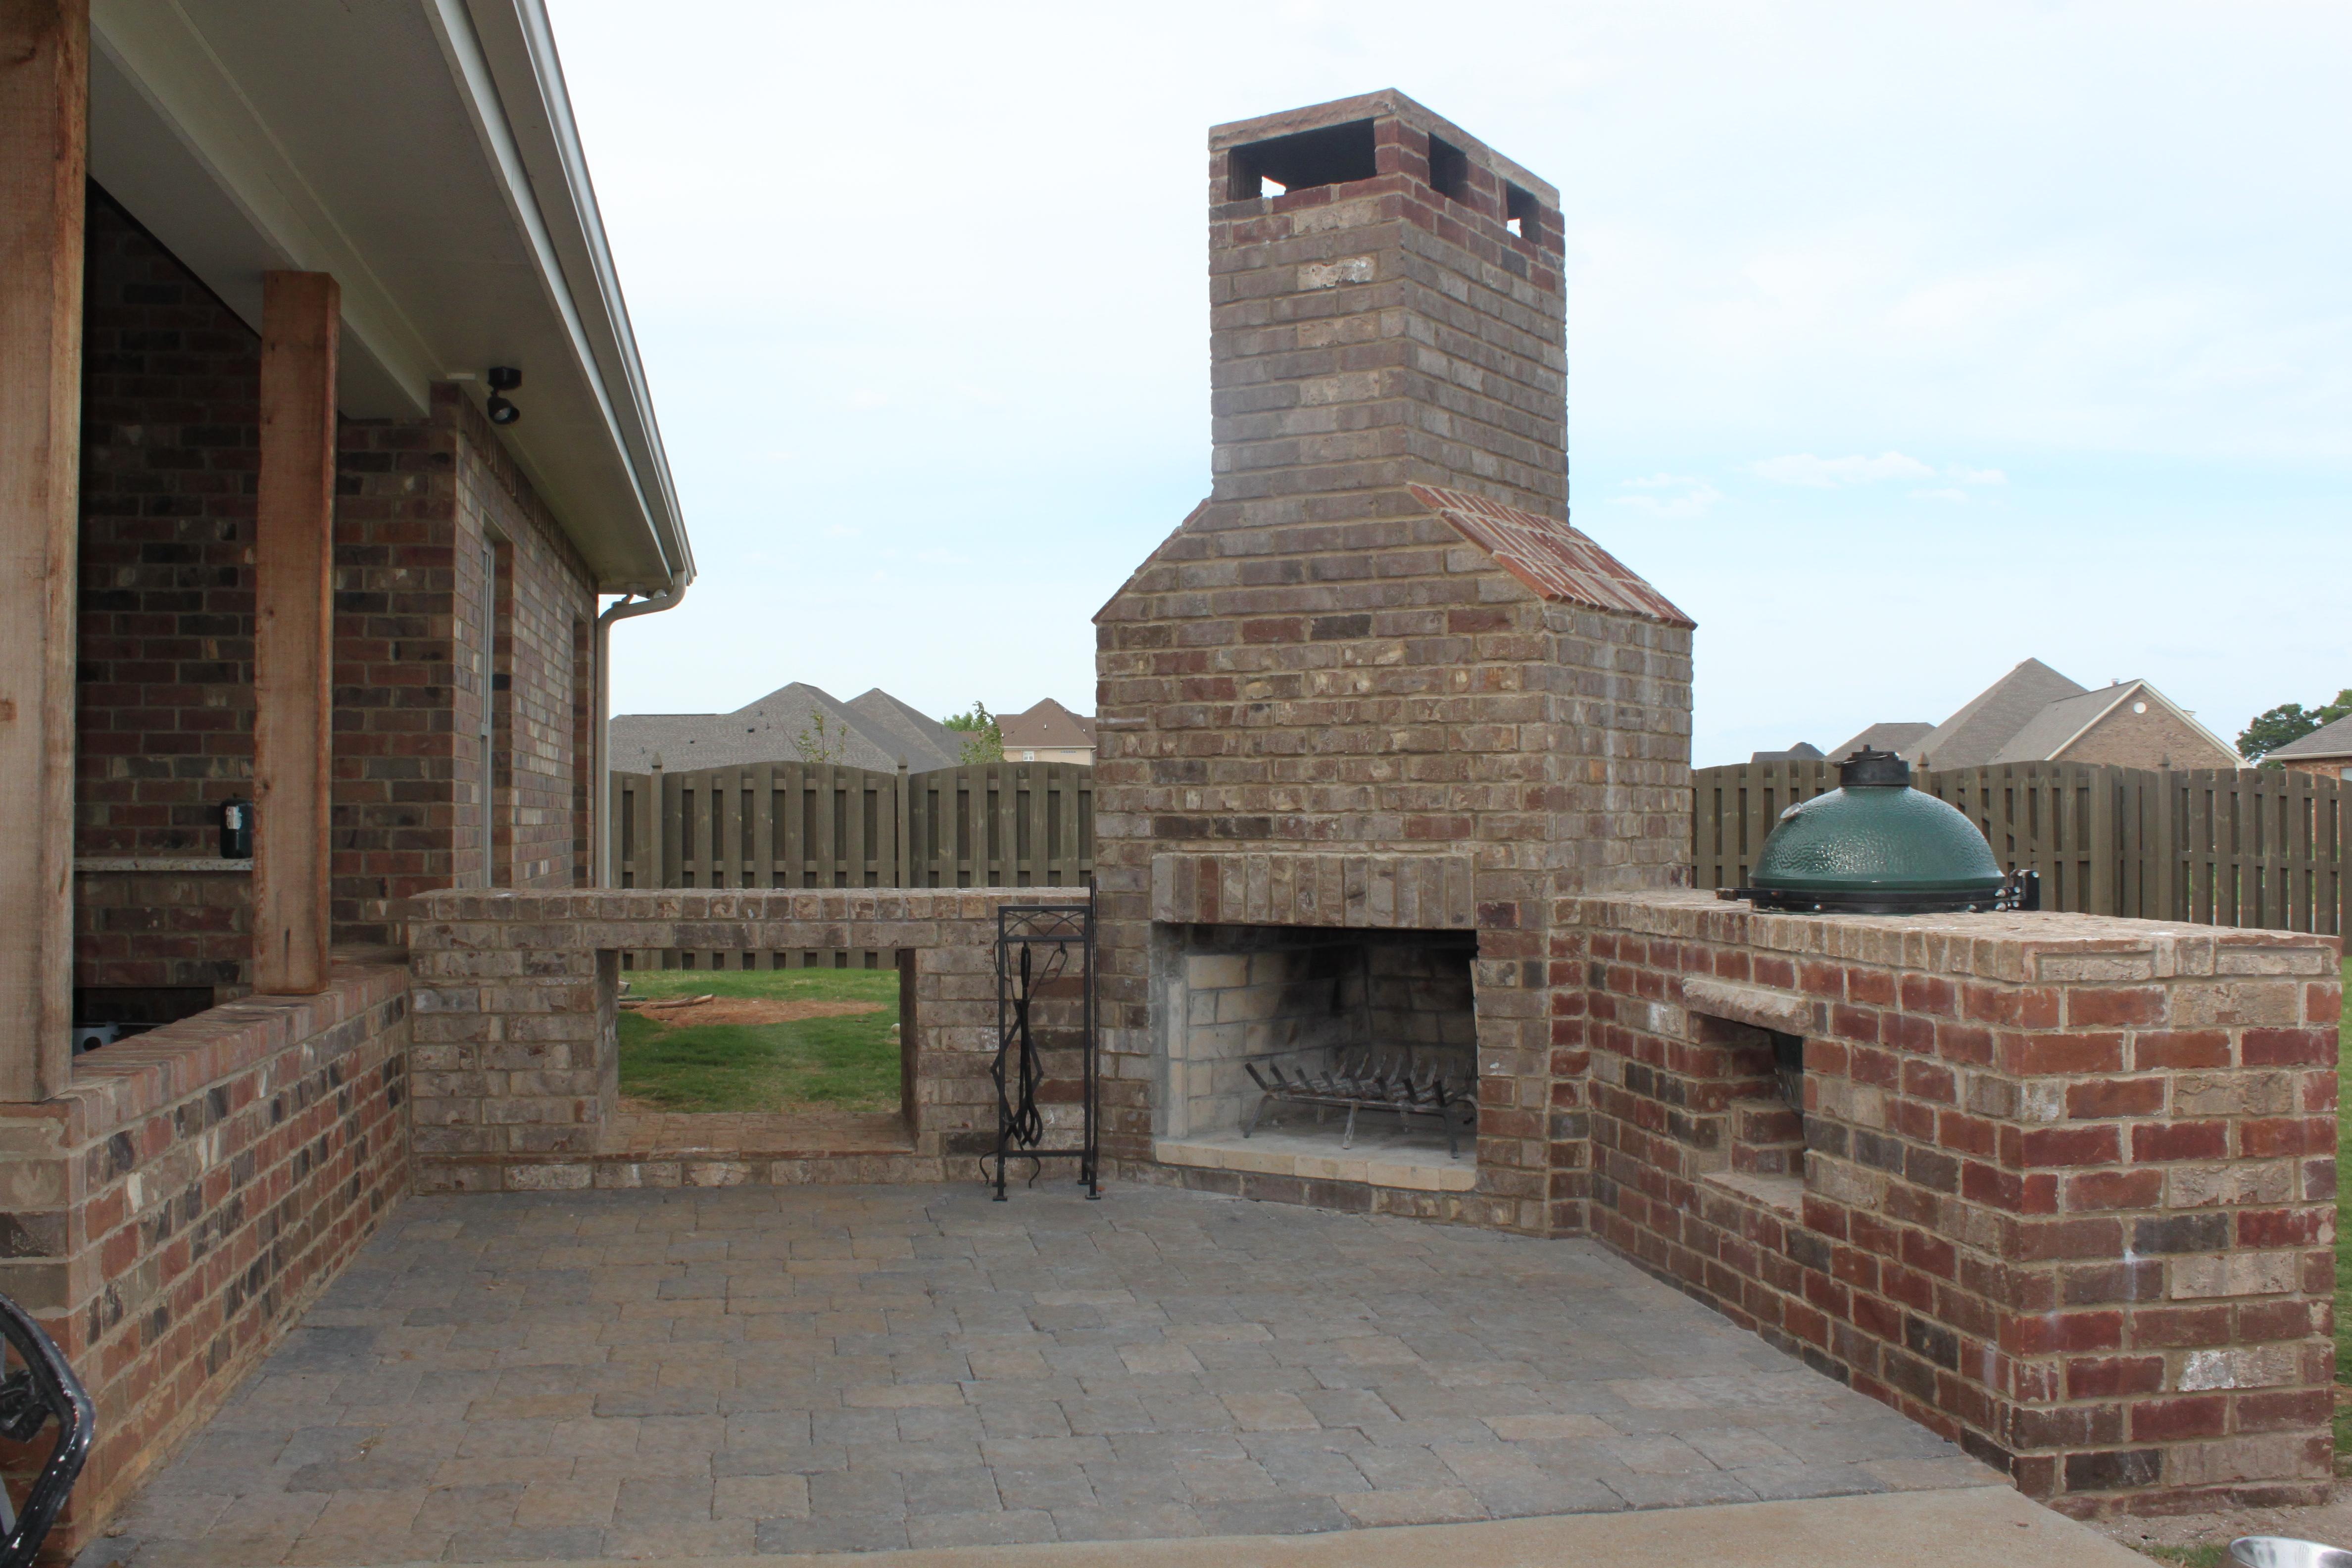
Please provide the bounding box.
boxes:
[999,699,1097,765]
[1860,659,2238,772]
[2264,714,2352,781]
[610,684,966,773]
[1749,742,1824,763]
[1830,721,1935,758]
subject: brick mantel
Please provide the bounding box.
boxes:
[1150,852,1475,929]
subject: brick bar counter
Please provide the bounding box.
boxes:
[1570,889,2340,1517]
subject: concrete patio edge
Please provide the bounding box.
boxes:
[454,1485,2156,1568]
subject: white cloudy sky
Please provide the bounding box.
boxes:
[552,0,2350,766]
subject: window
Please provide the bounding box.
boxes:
[1226,119,1377,201]
[475,540,496,888]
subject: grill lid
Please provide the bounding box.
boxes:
[1725,748,2028,915]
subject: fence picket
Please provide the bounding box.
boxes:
[609,761,1097,954]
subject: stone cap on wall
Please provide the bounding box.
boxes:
[1152,853,1475,930]
[16,963,409,1147]
[1569,888,2339,985]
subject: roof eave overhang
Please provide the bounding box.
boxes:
[85,0,691,596]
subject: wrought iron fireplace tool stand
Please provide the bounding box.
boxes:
[0,1289,93,1566]
[991,900,1099,1200]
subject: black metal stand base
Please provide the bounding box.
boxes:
[990,900,1099,1202]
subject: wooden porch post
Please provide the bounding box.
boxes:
[252,272,339,994]
[0,0,89,1102]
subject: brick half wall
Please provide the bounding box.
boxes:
[1571,890,2339,1517]
[406,889,1093,1193]
[0,965,410,1556]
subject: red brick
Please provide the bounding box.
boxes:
[2132,1122,2228,1162]
[2066,987,2166,1027]
[2132,1030,2231,1070]
[2131,1396,2228,1442]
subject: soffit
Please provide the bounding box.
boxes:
[85,0,686,593]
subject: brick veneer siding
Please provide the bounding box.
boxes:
[73,190,603,996]
[1574,890,2339,1517]
[335,390,598,943]
[0,964,409,1558]
[404,889,1088,1193]
[2063,703,2238,772]
[73,192,264,1000]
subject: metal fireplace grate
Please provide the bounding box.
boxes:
[1243,1048,1476,1157]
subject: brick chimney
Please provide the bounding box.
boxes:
[1208,91,1565,522]
[1092,94,1693,1238]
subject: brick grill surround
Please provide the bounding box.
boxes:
[1571,890,2340,1517]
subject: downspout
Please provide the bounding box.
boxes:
[593,571,688,885]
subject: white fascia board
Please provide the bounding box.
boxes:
[89,0,437,417]
[425,0,691,589]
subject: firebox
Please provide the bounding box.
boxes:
[1150,923,1480,1192]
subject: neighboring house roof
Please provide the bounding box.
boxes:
[88,0,688,593]
[1000,699,1095,753]
[1830,722,1934,759]
[1750,743,1824,763]
[2267,713,2352,761]
[1407,485,1693,628]
[1911,659,2088,769]
[610,685,966,774]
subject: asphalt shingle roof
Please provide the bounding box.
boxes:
[2266,711,2352,760]
[609,683,967,775]
[1910,658,2088,769]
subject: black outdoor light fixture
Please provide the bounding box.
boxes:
[486,365,523,425]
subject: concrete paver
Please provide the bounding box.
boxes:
[85,1182,2004,1566]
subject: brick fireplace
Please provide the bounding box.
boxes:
[1091,93,1696,1231]
[1083,89,2340,1515]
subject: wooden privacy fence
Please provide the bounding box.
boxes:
[608,761,1092,968]
[1694,760,2347,935]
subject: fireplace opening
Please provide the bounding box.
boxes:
[1152,923,1479,1193]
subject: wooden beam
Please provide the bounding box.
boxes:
[252,271,339,994]
[0,0,89,1102]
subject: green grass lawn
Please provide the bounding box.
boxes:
[617,966,901,1113]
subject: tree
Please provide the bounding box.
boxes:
[791,707,848,764]
[942,700,1003,764]
[2238,687,2352,763]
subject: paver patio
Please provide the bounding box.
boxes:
[86,1183,1997,1566]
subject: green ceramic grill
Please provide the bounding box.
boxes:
[1723,749,2036,915]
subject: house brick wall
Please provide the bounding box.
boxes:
[2063,702,2237,772]
[73,192,263,1003]
[333,390,597,944]
[73,192,603,1001]
[0,964,409,1559]
[1575,890,2339,1517]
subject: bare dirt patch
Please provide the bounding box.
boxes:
[624,996,885,1028]
[2096,1484,2352,1560]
